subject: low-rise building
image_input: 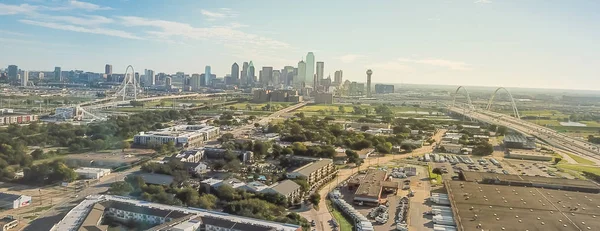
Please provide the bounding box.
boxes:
[262,180,302,201]
[133,173,174,186]
[51,195,301,231]
[168,149,204,163]
[286,159,336,190]
[314,92,334,104]
[75,167,111,179]
[503,133,536,149]
[506,149,553,161]
[0,114,38,125]
[203,148,253,163]
[133,125,220,147]
[347,169,399,206]
[0,193,31,209]
[439,143,464,154]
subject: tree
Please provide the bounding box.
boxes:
[31,149,44,160]
[360,125,370,131]
[120,141,131,152]
[497,126,508,136]
[254,123,261,128]
[432,167,443,176]
[309,193,321,205]
[218,133,235,143]
[292,179,309,193]
[472,143,494,156]
[554,157,562,164]
[216,185,238,202]
[338,105,346,114]
[197,194,218,209]
[109,181,133,196]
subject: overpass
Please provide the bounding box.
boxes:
[450,86,600,163]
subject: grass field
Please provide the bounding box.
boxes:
[327,199,353,231]
[564,153,596,165]
[226,102,294,111]
[557,164,600,176]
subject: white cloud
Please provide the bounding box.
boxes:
[200,8,238,21]
[339,54,366,63]
[0,29,27,36]
[0,3,39,15]
[398,58,472,70]
[474,0,492,4]
[41,15,114,26]
[19,19,142,40]
[118,16,290,49]
[69,0,112,11]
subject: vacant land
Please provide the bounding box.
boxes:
[327,200,353,231]
[565,153,596,165]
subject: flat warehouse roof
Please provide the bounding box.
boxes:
[461,171,600,189]
[446,181,600,231]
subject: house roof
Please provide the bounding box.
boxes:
[267,180,300,196]
[0,192,22,202]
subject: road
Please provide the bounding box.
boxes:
[229,102,308,137]
[302,130,446,231]
[449,107,600,165]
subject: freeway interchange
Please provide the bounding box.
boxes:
[449,106,600,164]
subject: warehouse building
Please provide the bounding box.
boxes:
[74,167,111,179]
[446,180,600,231]
[0,193,31,209]
[506,149,553,161]
[503,133,536,149]
[460,171,600,193]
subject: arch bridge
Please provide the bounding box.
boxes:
[451,86,521,119]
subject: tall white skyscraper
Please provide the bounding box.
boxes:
[21,71,28,86]
[146,69,155,85]
[205,66,212,86]
[297,60,306,86]
[305,52,315,87]
[191,74,200,91]
[316,61,324,88]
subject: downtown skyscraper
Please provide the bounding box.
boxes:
[305,52,315,87]
[297,60,306,87]
[316,61,324,88]
[241,62,249,85]
[105,64,112,75]
[247,61,255,85]
[54,67,62,82]
[334,70,343,85]
[205,66,212,86]
[231,62,240,84]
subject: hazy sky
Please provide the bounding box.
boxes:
[1,0,599,90]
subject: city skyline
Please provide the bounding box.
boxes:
[1,0,599,90]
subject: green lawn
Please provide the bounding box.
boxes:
[557,164,600,175]
[327,199,353,231]
[564,153,596,165]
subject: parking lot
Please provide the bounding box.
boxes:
[422,153,574,180]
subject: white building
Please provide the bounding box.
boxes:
[75,167,111,179]
[55,107,77,119]
[0,193,31,209]
[133,125,219,147]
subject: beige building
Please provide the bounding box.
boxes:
[315,92,334,104]
[261,180,302,202]
[286,159,336,190]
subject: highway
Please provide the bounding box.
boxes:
[449,106,600,164]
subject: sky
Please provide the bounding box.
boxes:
[1,0,599,90]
